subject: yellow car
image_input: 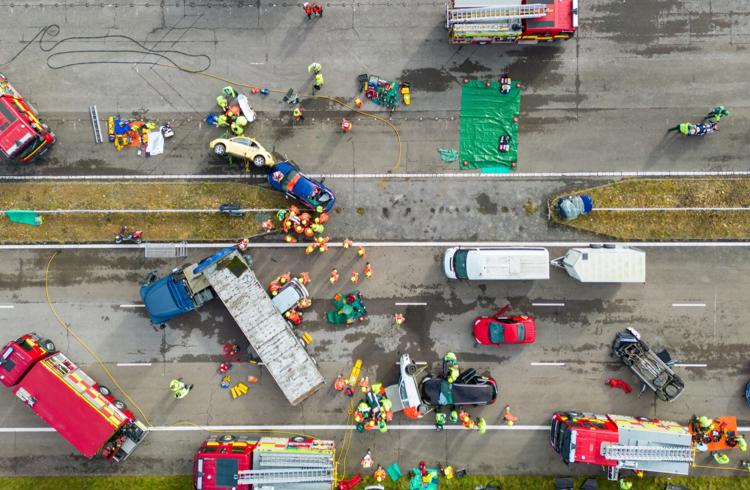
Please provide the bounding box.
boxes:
[209,136,275,167]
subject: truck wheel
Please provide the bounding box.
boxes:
[98,385,111,396]
[603,243,616,248]
[41,339,56,353]
[291,436,306,443]
[219,434,236,442]
[590,243,603,249]
[405,363,418,376]
[114,400,127,410]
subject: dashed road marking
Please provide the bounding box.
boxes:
[0,305,14,309]
[672,303,706,307]
[532,302,565,307]
[395,302,428,306]
[530,362,566,366]
[673,363,708,368]
[119,304,145,308]
[116,363,153,367]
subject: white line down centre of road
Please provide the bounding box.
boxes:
[0,305,14,309]
[530,362,566,366]
[672,303,706,307]
[532,303,565,307]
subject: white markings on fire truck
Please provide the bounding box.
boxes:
[671,303,706,307]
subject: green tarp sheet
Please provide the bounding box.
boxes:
[459,80,521,172]
[5,210,42,226]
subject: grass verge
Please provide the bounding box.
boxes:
[3,474,749,490]
[550,178,750,240]
[0,181,288,243]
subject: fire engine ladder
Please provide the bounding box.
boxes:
[255,452,333,468]
[601,445,694,462]
[236,468,333,485]
[447,3,549,26]
[89,105,103,144]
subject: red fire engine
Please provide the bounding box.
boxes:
[0,73,55,162]
[194,436,336,490]
[0,333,148,461]
[550,411,694,480]
[446,0,578,44]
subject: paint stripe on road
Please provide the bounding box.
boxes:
[0,305,14,309]
[116,363,153,367]
[9,240,750,250]
[530,362,566,366]
[4,170,750,181]
[119,304,145,308]
[672,303,706,307]
[0,425,549,433]
[532,302,565,307]
[395,302,428,306]
[673,363,708,368]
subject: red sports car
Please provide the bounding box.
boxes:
[473,305,536,345]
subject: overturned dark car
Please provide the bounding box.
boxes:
[420,369,498,407]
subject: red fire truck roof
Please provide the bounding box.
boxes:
[194,438,256,490]
[13,353,128,459]
[0,98,35,157]
[524,0,578,35]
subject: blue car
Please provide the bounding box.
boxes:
[267,161,336,213]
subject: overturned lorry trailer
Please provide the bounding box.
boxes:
[550,411,694,481]
[141,247,324,405]
[551,245,646,283]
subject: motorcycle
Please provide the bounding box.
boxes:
[115,226,143,244]
[688,121,718,136]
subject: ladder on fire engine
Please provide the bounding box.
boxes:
[89,105,103,144]
[255,452,334,468]
[236,468,333,485]
[601,444,694,462]
[447,3,549,26]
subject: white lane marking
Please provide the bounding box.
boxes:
[673,363,708,368]
[116,363,152,367]
[0,424,550,432]
[532,302,565,307]
[8,241,750,250]
[4,171,750,180]
[598,207,750,212]
[0,305,14,309]
[531,362,566,366]
[119,304,145,308]
[395,302,428,306]
[672,303,706,307]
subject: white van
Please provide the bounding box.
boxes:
[271,279,309,314]
[443,247,550,280]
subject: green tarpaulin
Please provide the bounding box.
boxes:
[5,210,42,226]
[459,80,521,172]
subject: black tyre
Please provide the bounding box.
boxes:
[590,243,603,249]
[219,434,236,442]
[213,144,227,156]
[291,435,306,443]
[603,243,616,248]
[98,385,111,396]
[114,400,126,410]
[253,155,266,167]
[41,339,56,352]
[405,363,417,376]
[134,237,142,244]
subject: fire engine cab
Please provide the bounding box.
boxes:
[446,0,578,44]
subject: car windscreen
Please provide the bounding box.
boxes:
[280,169,298,188]
[453,250,469,278]
[489,322,504,343]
